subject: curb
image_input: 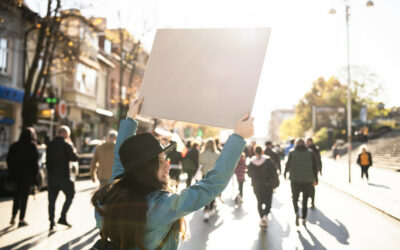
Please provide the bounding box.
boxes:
[320,179,400,222]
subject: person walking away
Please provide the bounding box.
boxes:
[306,137,322,209]
[234,153,247,203]
[284,139,295,157]
[91,97,254,249]
[6,128,39,227]
[284,138,318,227]
[183,142,200,187]
[264,141,281,174]
[332,142,339,160]
[167,141,183,189]
[46,125,78,230]
[248,146,278,228]
[357,145,372,183]
[90,130,118,188]
[199,139,220,221]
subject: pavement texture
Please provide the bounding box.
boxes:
[320,157,400,221]
[0,173,399,250]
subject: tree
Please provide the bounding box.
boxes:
[20,0,67,127]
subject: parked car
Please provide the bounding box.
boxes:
[78,139,104,177]
[0,144,79,193]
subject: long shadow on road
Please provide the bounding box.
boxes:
[251,213,290,250]
[297,228,327,250]
[1,230,50,250]
[307,208,349,245]
[58,227,98,249]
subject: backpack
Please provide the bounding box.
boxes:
[269,165,280,189]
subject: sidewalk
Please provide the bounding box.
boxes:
[319,157,400,221]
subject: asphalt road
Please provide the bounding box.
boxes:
[0,176,399,250]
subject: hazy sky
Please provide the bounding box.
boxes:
[26,0,400,137]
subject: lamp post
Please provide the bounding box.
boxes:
[329,0,373,183]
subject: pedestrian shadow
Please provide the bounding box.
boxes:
[307,208,349,245]
[0,230,49,250]
[178,209,223,250]
[297,228,327,250]
[231,203,249,220]
[58,227,99,249]
[251,213,290,250]
[368,183,390,189]
[0,226,19,237]
[77,187,97,193]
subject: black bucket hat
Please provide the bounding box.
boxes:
[116,133,176,179]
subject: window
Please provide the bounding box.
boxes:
[0,38,10,74]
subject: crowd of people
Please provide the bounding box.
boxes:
[3,97,375,250]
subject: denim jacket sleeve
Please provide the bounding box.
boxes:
[110,118,138,181]
[147,134,245,226]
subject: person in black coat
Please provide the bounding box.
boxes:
[184,142,200,187]
[264,141,282,174]
[6,127,39,227]
[167,141,182,188]
[248,146,277,228]
[46,125,78,230]
[306,137,322,209]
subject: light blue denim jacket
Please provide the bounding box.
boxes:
[95,118,245,249]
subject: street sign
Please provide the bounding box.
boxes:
[139,28,271,129]
[57,99,68,119]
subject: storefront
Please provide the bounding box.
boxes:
[0,85,24,162]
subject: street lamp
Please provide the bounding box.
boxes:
[329,0,374,183]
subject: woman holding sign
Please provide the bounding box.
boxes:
[91,97,254,250]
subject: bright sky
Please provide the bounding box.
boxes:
[26,0,400,137]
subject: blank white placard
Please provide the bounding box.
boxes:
[140,28,271,129]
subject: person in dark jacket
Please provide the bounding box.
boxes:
[248,146,277,228]
[306,137,322,209]
[46,125,78,230]
[284,138,318,227]
[6,127,39,227]
[167,141,182,188]
[264,141,281,174]
[184,142,199,187]
[357,145,373,182]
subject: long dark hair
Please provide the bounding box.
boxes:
[91,157,186,250]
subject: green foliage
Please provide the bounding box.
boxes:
[314,127,329,149]
[278,72,383,144]
[279,116,305,140]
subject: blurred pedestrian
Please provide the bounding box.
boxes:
[6,127,39,227]
[46,125,78,230]
[90,130,118,188]
[264,141,281,174]
[284,139,295,156]
[199,138,220,221]
[248,146,278,228]
[306,137,322,209]
[183,141,200,187]
[284,138,318,227]
[357,145,372,183]
[91,97,254,250]
[234,153,247,203]
[167,141,183,189]
[332,142,339,160]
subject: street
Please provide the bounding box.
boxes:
[0,174,399,250]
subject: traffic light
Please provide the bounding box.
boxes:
[46,93,58,109]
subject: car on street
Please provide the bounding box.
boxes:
[78,139,104,177]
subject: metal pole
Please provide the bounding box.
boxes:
[50,109,55,140]
[345,3,352,183]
